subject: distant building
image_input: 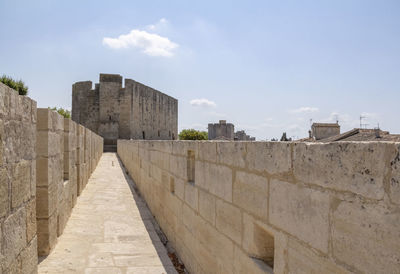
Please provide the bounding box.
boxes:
[316,128,400,142]
[235,130,256,141]
[311,123,340,140]
[299,122,400,142]
[208,120,234,140]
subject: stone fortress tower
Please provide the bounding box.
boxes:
[72,73,178,151]
[208,120,235,140]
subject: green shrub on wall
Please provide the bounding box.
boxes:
[0,75,28,95]
[179,129,208,140]
[50,107,71,118]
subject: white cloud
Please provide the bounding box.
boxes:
[190,98,217,108]
[103,25,178,57]
[290,107,319,114]
[146,18,168,31]
[321,112,359,129]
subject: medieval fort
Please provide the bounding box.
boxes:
[72,74,178,151]
[0,73,399,274]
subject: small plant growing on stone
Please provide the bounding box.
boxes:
[49,107,71,118]
[0,74,28,95]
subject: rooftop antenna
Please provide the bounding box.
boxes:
[335,114,339,124]
[360,115,368,129]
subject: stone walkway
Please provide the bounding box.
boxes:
[38,153,176,274]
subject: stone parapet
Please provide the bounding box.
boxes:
[0,82,38,273]
[118,140,400,274]
[36,108,103,256]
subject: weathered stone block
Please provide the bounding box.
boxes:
[169,155,186,180]
[175,230,199,273]
[196,217,234,270]
[184,182,198,211]
[36,131,49,156]
[233,171,268,220]
[11,160,31,209]
[26,199,36,243]
[51,110,64,131]
[3,207,27,267]
[21,236,38,274]
[36,131,64,157]
[293,142,395,199]
[37,155,63,188]
[182,204,198,236]
[4,120,35,163]
[269,180,330,253]
[3,254,21,274]
[194,160,207,190]
[217,142,246,168]
[150,150,160,166]
[48,132,63,157]
[389,144,400,205]
[21,95,32,122]
[287,238,349,274]
[165,192,183,220]
[172,141,198,157]
[247,142,291,174]
[36,183,58,218]
[0,83,11,118]
[197,142,217,162]
[198,189,216,225]
[195,161,233,202]
[195,240,219,273]
[30,159,36,198]
[37,108,51,130]
[36,157,49,186]
[150,164,162,183]
[332,200,400,274]
[50,156,63,184]
[64,118,73,133]
[31,100,37,123]
[9,89,20,120]
[0,120,3,166]
[0,167,9,217]
[174,177,184,200]
[37,213,58,256]
[216,199,242,245]
[156,140,173,154]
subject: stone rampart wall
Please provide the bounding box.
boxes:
[118,140,400,274]
[36,108,103,255]
[0,82,38,273]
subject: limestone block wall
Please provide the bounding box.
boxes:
[118,140,400,274]
[0,82,38,273]
[36,109,64,255]
[36,108,103,256]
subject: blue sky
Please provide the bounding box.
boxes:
[1,0,399,140]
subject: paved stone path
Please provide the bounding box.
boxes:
[38,153,176,274]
